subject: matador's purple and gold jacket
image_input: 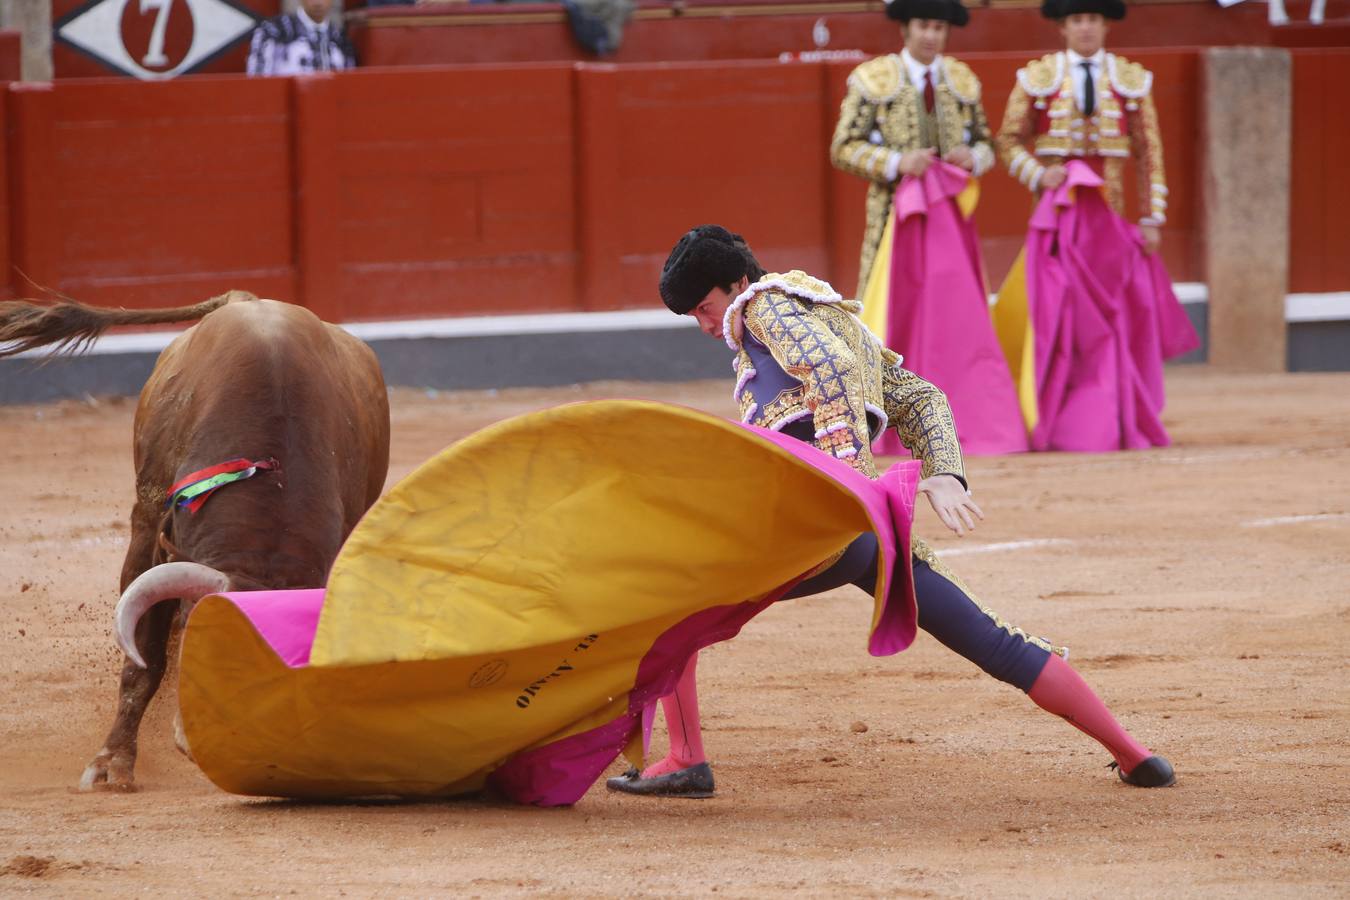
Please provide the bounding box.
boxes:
[723,270,966,486]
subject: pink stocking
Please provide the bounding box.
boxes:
[641,652,707,778]
[1028,652,1153,775]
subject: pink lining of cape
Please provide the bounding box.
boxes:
[875,161,1028,457]
[1023,161,1199,451]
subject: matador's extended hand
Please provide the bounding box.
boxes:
[917,474,984,537]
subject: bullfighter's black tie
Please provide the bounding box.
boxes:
[1081,61,1095,117]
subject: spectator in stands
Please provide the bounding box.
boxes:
[563,0,635,56]
[247,0,358,76]
[1260,0,1325,26]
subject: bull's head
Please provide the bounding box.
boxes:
[115,563,232,668]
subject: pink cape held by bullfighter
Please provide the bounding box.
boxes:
[992,160,1199,451]
[861,160,1029,457]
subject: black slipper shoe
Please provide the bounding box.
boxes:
[1110,755,1176,787]
[605,762,716,799]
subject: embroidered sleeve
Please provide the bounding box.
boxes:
[830,81,897,186]
[969,98,996,178]
[1130,93,1168,226]
[996,84,1046,193]
[744,293,875,473]
[879,349,967,486]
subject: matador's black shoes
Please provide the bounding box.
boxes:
[1110,755,1176,787]
[605,762,716,799]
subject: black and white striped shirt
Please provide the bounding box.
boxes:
[246,10,356,77]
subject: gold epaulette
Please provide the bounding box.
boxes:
[1015,52,1065,98]
[1106,53,1153,99]
[760,270,850,304]
[941,56,981,105]
[848,55,904,104]
[745,271,863,314]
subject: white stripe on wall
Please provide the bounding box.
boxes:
[1172,285,1350,323]
[11,308,697,359]
[9,287,1349,360]
[1174,282,1208,304]
[1286,292,1350,323]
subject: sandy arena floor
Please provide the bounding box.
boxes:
[0,367,1347,897]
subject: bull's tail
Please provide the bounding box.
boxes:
[0,289,258,360]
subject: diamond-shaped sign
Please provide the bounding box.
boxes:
[55,0,260,80]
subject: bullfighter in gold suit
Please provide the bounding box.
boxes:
[994,0,1167,250]
[829,0,994,297]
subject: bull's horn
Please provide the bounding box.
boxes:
[115,562,231,669]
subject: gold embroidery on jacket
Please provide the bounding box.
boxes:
[730,273,967,485]
[831,54,993,294]
[996,51,1167,223]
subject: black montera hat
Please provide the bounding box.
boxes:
[659,225,754,315]
[1041,0,1126,19]
[885,0,970,26]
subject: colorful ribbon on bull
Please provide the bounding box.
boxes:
[167,457,279,515]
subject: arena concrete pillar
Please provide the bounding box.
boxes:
[1201,47,1291,372]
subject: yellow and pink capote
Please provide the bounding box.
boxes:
[991,160,1198,451]
[859,161,1027,456]
[177,400,921,805]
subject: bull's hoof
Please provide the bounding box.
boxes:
[79,750,139,793]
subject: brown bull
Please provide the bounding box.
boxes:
[0,291,390,791]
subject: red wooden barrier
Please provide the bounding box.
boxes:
[350,0,1297,69]
[293,73,342,322]
[575,64,626,311]
[326,64,578,318]
[0,25,21,299]
[8,76,296,308]
[8,83,59,295]
[1289,49,1350,294]
[0,84,9,301]
[575,60,833,306]
[0,50,1343,323]
[43,0,1347,80]
[0,29,20,83]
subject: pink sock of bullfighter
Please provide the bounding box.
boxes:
[1028,652,1153,775]
[642,653,707,778]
